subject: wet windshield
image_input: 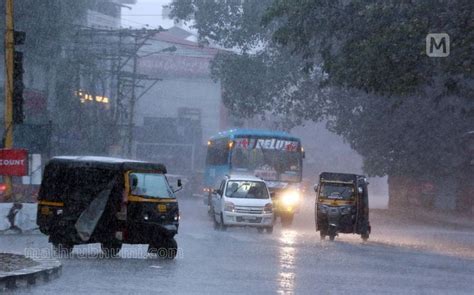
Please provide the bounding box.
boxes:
[231,138,301,182]
[320,183,354,200]
[225,181,269,199]
[129,172,174,199]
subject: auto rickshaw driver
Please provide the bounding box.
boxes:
[130,174,146,196]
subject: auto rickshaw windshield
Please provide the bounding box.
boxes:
[320,182,354,200]
[129,172,174,198]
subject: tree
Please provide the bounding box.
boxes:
[263,0,473,178]
[170,0,473,185]
[170,0,325,127]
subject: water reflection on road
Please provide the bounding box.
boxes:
[277,229,297,295]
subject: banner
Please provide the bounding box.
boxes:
[0,149,28,176]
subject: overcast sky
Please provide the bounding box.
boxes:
[121,0,175,29]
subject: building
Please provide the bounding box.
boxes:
[133,26,230,173]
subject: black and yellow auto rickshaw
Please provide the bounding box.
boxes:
[37,156,181,258]
[314,172,371,241]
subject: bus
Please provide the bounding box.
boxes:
[204,129,304,226]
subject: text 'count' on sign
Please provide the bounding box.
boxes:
[0,149,28,176]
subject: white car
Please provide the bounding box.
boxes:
[211,175,274,233]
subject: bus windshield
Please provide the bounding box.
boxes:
[231,137,302,182]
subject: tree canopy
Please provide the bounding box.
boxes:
[170,0,473,177]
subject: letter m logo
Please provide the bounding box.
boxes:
[426,33,450,57]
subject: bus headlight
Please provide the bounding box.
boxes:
[281,190,300,206]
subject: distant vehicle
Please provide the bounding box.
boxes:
[314,172,371,241]
[211,174,274,233]
[37,156,181,259]
[204,129,304,226]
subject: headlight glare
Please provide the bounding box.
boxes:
[281,190,300,206]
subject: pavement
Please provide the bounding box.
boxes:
[0,253,61,292]
[0,253,39,272]
[0,196,473,294]
[0,203,38,233]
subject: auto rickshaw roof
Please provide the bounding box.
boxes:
[48,156,167,173]
[319,172,367,183]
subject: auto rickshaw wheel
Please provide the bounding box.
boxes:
[149,238,178,259]
[361,233,369,241]
[52,242,74,256]
[320,232,327,240]
[101,241,122,257]
[329,235,336,241]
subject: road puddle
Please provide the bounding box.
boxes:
[277,229,297,294]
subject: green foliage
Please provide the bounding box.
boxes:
[266,0,473,95]
[171,0,473,177]
[170,0,273,50]
[211,47,325,125]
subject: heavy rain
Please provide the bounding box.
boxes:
[0,0,473,294]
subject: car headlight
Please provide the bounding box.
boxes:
[281,190,300,206]
[263,203,273,214]
[224,201,235,212]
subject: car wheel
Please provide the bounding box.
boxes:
[213,213,221,230]
[266,226,273,234]
[220,214,227,231]
[257,227,264,233]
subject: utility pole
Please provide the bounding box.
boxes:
[3,0,15,199]
[127,37,138,158]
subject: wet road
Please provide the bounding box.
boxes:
[2,197,474,294]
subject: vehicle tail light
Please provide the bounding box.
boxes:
[0,184,6,193]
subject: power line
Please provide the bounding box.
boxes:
[121,14,165,16]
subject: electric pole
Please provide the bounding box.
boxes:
[3,0,15,199]
[127,38,138,157]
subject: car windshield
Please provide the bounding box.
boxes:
[320,183,354,200]
[225,180,269,199]
[129,172,174,199]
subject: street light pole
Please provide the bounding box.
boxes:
[3,0,15,199]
